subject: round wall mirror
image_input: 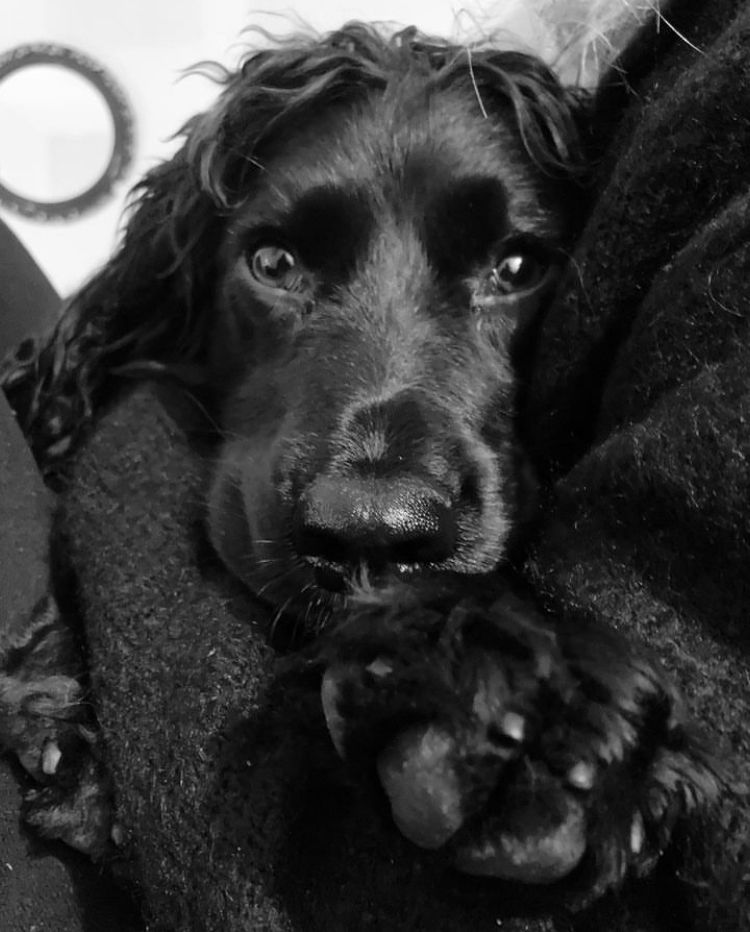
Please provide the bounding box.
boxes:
[0,44,135,221]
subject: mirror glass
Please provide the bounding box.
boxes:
[0,63,115,203]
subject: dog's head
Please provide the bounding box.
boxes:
[25,25,588,631]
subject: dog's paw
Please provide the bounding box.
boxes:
[0,599,115,857]
[1,670,115,856]
[22,740,115,857]
[319,583,721,907]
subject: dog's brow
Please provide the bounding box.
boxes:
[283,184,374,281]
[419,176,510,275]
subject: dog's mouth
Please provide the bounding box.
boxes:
[240,481,506,639]
[286,472,463,604]
[221,452,511,638]
[241,549,431,644]
[305,555,429,595]
[307,557,350,593]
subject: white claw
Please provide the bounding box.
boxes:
[111,823,125,847]
[630,812,645,854]
[500,712,526,743]
[566,761,596,791]
[366,657,393,678]
[321,668,348,758]
[41,741,62,776]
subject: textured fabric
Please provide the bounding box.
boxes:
[523,3,750,928]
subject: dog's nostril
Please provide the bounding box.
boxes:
[294,476,455,568]
[459,471,481,506]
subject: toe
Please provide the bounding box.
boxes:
[454,793,587,884]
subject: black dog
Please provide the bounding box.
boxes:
[1,23,720,909]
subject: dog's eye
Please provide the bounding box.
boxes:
[490,253,546,295]
[249,245,301,290]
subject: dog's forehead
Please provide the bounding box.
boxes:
[241,85,552,234]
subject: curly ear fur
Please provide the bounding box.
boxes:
[0,22,590,478]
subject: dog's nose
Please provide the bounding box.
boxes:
[294,475,455,568]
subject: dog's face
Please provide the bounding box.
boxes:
[205,76,575,628]
[7,30,585,631]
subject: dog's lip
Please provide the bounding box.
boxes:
[305,556,425,592]
[311,559,348,593]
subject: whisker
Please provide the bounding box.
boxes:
[299,581,318,633]
[256,566,298,598]
[251,556,287,568]
[555,247,594,313]
[269,593,296,642]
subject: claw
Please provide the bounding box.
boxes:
[365,657,393,678]
[41,741,62,776]
[630,812,645,854]
[500,712,525,743]
[566,761,595,791]
[321,667,348,758]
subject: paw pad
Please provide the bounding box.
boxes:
[318,585,722,903]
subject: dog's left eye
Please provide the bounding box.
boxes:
[489,253,547,295]
[249,245,302,290]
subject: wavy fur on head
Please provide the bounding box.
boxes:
[0,21,589,477]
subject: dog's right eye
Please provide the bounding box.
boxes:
[248,245,302,291]
[489,251,549,296]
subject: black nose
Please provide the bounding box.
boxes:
[294,476,455,568]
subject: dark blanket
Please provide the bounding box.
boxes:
[59,4,750,930]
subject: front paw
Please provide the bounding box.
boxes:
[1,669,114,856]
[319,582,721,907]
[0,598,115,856]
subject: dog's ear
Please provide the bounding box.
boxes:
[1,143,223,472]
[482,51,591,182]
[442,48,591,183]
